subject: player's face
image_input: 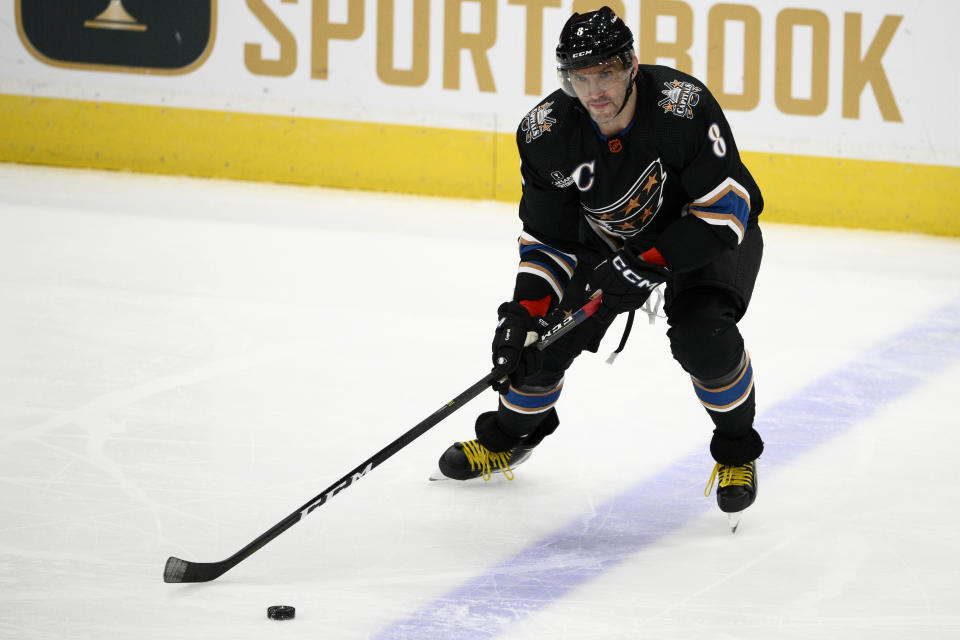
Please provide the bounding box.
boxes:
[568,59,633,123]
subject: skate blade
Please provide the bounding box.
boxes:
[727,511,743,533]
[427,468,512,482]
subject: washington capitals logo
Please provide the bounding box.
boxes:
[582,159,666,238]
[522,101,557,143]
[658,80,701,119]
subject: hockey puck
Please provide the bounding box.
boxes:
[267,605,295,620]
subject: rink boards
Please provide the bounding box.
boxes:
[1,0,959,235]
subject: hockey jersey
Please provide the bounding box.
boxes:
[513,64,763,306]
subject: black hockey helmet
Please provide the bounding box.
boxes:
[556,6,634,96]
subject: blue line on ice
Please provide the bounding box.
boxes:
[376,297,960,640]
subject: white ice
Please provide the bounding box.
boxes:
[1,163,959,639]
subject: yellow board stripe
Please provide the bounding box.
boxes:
[0,93,499,199]
[739,150,960,236]
[3,93,959,237]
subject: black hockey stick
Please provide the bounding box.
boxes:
[163,292,603,583]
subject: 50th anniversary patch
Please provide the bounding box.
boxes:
[522,101,557,144]
[658,80,701,119]
[16,0,216,74]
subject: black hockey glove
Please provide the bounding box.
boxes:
[588,250,670,323]
[491,301,545,393]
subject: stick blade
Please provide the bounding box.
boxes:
[163,556,228,583]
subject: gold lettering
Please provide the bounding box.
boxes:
[443,0,498,92]
[312,0,364,80]
[377,0,430,86]
[244,0,298,77]
[775,9,829,116]
[639,0,693,73]
[707,3,761,111]
[509,0,562,96]
[843,12,902,121]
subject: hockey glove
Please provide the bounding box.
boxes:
[588,249,670,323]
[491,301,544,393]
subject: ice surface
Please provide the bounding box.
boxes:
[1,164,959,639]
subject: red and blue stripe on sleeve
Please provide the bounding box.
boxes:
[687,177,751,245]
[516,231,578,301]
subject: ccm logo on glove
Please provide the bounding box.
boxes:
[613,255,661,290]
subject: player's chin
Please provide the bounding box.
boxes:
[589,104,617,123]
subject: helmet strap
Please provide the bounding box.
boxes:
[611,72,635,120]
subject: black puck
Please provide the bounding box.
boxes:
[267,605,295,620]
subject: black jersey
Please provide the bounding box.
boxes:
[512,65,763,306]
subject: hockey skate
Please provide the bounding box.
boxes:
[430,409,558,482]
[429,438,538,481]
[705,460,757,532]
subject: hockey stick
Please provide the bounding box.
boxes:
[163,292,603,583]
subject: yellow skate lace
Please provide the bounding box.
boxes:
[704,462,755,497]
[460,440,515,481]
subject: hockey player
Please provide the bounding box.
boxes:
[435,7,764,520]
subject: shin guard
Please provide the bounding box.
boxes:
[692,351,764,465]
